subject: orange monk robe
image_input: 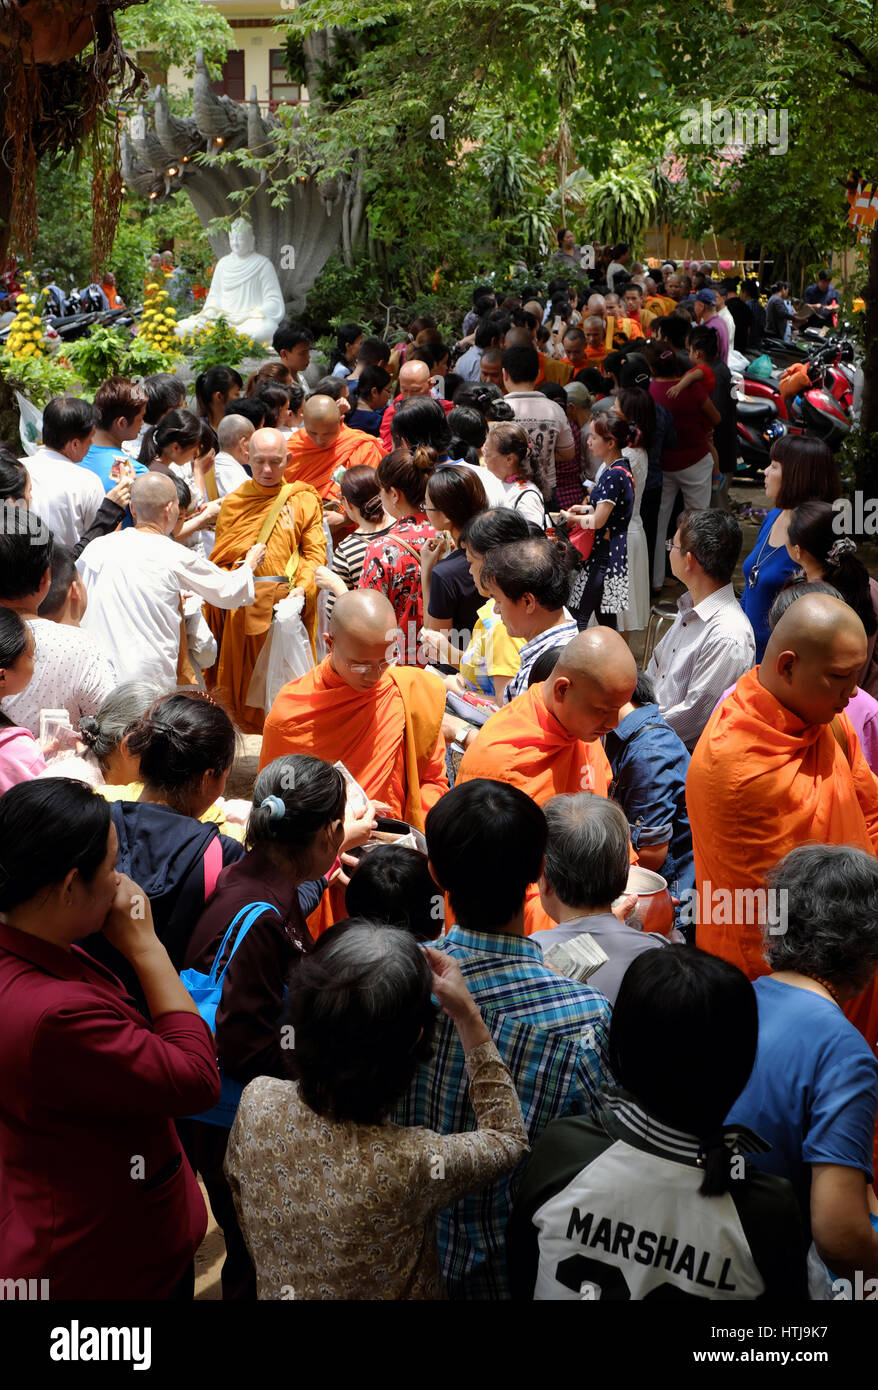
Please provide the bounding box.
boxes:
[687,668,878,979]
[285,421,382,501]
[205,480,325,735]
[645,294,676,317]
[260,658,448,933]
[456,683,621,935]
[535,353,574,388]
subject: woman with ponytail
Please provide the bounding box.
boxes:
[195,365,243,430]
[138,406,204,471]
[564,415,636,631]
[329,322,365,378]
[483,421,547,527]
[314,465,394,620]
[181,753,375,1300]
[787,499,878,696]
[359,446,438,665]
[508,944,809,1300]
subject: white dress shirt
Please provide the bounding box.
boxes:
[1,618,115,735]
[26,447,105,548]
[646,582,755,750]
[77,528,255,690]
[199,452,250,557]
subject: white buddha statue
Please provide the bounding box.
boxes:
[176,219,285,344]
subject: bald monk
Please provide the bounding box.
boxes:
[285,395,382,502]
[260,589,448,931]
[206,428,325,733]
[688,593,878,980]
[457,628,638,931]
[379,360,454,451]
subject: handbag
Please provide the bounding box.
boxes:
[181,900,280,1129]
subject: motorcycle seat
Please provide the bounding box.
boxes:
[737,399,776,425]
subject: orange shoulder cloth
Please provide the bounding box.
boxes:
[386,665,445,830]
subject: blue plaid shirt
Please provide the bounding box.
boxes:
[393,924,611,1299]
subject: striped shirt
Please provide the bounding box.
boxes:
[504,614,577,703]
[325,525,393,620]
[394,925,611,1300]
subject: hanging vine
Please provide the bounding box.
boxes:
[0,0,146,266]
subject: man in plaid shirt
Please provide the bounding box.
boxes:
[394,779,612,1300]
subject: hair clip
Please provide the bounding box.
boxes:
[260,795,286,820]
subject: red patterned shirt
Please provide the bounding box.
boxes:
[359,513,436,665]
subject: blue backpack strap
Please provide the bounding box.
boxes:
[206,901,280,988]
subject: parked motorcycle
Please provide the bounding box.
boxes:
[734,341,852,477]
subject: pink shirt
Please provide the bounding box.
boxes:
[0,725,47,794]
[716,679,878,772]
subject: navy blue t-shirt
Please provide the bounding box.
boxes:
[428,547,481,646]
[727,976,878,1234]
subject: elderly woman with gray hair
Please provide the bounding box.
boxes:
[727,844,878,1294]
[532,792,667,1005]
[224,921,528,1299]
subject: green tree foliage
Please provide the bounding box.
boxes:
[117,0,234,78]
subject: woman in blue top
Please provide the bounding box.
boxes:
[740,435,839,661]
[726,844,878,1295]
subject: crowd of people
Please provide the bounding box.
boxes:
[1,243,877,1306]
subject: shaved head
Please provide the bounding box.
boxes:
[326,590,398,692]
[399,360,432,397]
[131,472,177,527]
[545,629,638,742]
[301,395,342,448]
[504,326,534,349]
[760,593,866,725]
[217,414,254,451]
[249,427,287,487]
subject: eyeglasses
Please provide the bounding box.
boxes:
[347,658,393,675]
[665,540,685,553]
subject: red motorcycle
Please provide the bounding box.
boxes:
[735,345,851,477]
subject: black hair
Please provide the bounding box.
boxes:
[425,465,487,532]
[377,446,436,509]
[42,397,97,451]
[126,691,236,811]
[575,367,609,395]
[447,405,488,453]
[527,644,561,686]
[452,382,504,418]
[311,376,349,402]
[357,364,391,401]
[36,542,78,619]
[224,397,266,429]
[281,921,436,1123]
[142,373,186,425]
[474,315,505,349]
[473,291,496,317]
[425,779,548,929]
[171,472,192,512]
[772,435,839,509]
[0,448,28,501]
[618,353,652,390]
[356,336,390,366]
[138,407,202,466]
[255,382,294,429]
[676,508,743,584]
[339,464,385,522]
[247,756,346,866]
[345,845,441,942]
[610,947,758,1196]
[480,535,573,610]
[632,667,656,704]
[272,321,313,353]
[329,322,363,370]
[538,381,567,408]
[687,325,720,362]
[195,366,243,418]
[0,780,111,911]
[391,396,452,453]
[0,518,53,600]
[501,344,540,384]
[652,315,690,350]
[616,386,656,449]
[0,605,29,668]
[460,505,530,555]
[788,501,877,635]
[471,283,494,306]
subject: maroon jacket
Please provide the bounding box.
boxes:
[0,921,220,1299]
[184,849,315,1087]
